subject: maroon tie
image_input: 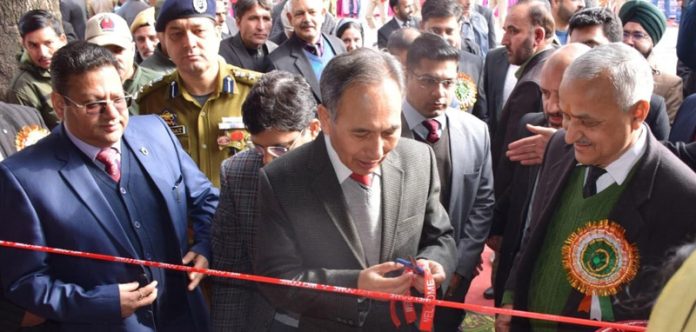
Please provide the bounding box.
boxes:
[350,173,372,187]
[96,148,121,182]
[422,119,440,143]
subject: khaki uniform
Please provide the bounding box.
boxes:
[6,52,58,129]
[124,64,161,115]
[138,59,260,187]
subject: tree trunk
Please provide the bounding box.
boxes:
[0,0,61,101]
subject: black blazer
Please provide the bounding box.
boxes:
[219,33,278,73]
[507,128,696,330]
[377,18,401,50]
[269,33,346,102]
[484,47,510,136]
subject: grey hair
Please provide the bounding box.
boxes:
[320,48,404,120]
[563,43,653,112]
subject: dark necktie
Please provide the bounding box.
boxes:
[582,166,606,198]
[350,173,372,187]
[422,119,440,143]
[96,148,121,182]
[304,42,323,57]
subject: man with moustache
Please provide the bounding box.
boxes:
[219,0,278,72]
[0,41,217,331]
[496,43,696,332]
[130,7,159,63]
[268,0,346,102]
[7,10,68,129]
[138,0,260,187]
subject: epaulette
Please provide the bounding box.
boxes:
[227,65,262,87]
[136,71,177,102]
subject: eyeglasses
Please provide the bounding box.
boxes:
[410,71,456,90]
[623,31,649,41]
[62,94,132,115]
[250,130,305,158]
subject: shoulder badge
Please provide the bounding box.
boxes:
[229,65,262,87]
[136,73,175,102]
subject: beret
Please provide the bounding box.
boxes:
[130,6,156,33]
[619,0,666,43]
[155,0,216,32]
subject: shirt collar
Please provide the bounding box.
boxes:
[64,124,121,162]
[402,100,447,137]
[603,125,647,185]
[324,134,381,184]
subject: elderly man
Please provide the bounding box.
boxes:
[268,0,346,102]
[138,0,260,187]
[386,27,421,67]
[496,43,696,331]
[7,10,68,129]
[210,71,320,331]
[401,33,494,331]
[0,41,217,331]
[130,7,159,63]
[218,0,277,72]
[619,0,684,123]
[254,48,457,331]
[86,13,160,114]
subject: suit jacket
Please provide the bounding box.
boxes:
[668,93,696,143]
[401,109,494,281]
[210,150,276,331]
[377,18,401,49]
[269,33,347,102]
[0,115,218,331]
[483,47,511,136]
[253,134,457,331]
[490,112,545,306]
[219,33,278,73]
[646,94,670,141]
[459,51,488,122]
[507,127,696,330]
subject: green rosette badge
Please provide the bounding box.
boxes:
[454,73,477,111]
[562,219,639,297]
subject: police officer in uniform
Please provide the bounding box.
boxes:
[138,0,261,187]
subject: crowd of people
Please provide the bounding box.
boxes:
[0,0,695,331]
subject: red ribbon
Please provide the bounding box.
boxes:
[389,263,435,331]
[0,240,647,331]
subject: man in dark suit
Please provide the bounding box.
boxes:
[254,48,457,331]
[268,0,346,102]
[420,0,488,121]
[401,33,494,331]
[489,43,590,306]
[377,0,417,49]
[484,47,518,137]
[219,0,278,72]
[210,71,321,331]
[491,0,555,224]
[0,41,217,331]
[496,43,696,332]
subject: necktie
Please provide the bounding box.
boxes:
[582,166,606,198]
[350,172,372,187]
[96,148,121,182]
[422,119,440,143]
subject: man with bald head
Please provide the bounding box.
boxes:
[497,43,696,331]
[386,27,421,67]
[489,43,590,306]
[268,0,346,102]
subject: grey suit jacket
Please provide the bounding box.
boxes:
[219,33,278,73]
[483,47,510,135]
[269,33,347,102]
[475,4,497,50]
[254,134,457,331]
[401,109,495,281]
